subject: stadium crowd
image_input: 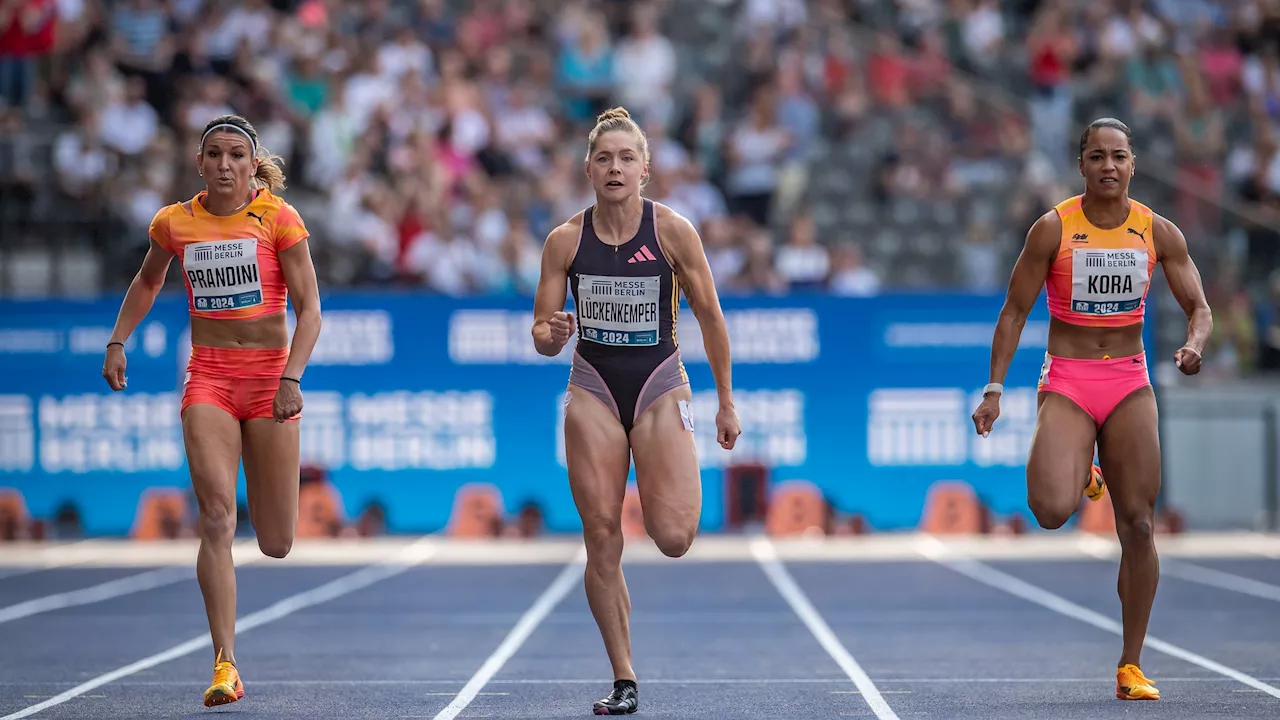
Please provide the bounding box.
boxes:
[0,0,1278,375]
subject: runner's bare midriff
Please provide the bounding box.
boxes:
[191,310,289,349]
[1046,317,1144,360]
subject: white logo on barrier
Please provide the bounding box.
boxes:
[347,390,495,470]
[37,393,183,473]
[293,310,394,366]
[297,391,346,470]
[449,308,818,365]
[968,387,1036,466]
[0,395,34,472]
[449,310,574,364]
[883,321,1049,349]
[867,387,1037,467]
[0,329,62,353]
[867,389,968,466]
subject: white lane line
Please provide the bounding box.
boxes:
[0,540,261,625]
[0,542,97,579]
[1163,561,1280,604]
[432,547,585,720]
[918,536,1280,699]
[5,676,1278,688]
[750,537,900,720]
[0,537,438,720]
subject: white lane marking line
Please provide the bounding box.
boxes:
[4,676,1276,687]
[750,537,900,720]
[432,546,585,720]
[918,536,1280,699]
[1163,561,1280,603]
[0,537,438,720]
[0,540,260,625]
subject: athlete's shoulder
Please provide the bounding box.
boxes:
[652,200,696,238]
[1148,210,1186,258]
[252,189,303,224]
[1050,194,1084,220]
[547,210,585,245]
[542,211,585,268]
[254,190,309,250]
[148,201,186,250]
[1029,205,1064,237]
[1128,196,1155,219]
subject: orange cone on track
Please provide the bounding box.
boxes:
[919,481,984,534]
[765,480,827,537]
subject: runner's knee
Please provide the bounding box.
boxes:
[582,516,623,566]
[196,502,237,546]
[256,534,293,559]
[1027,492,1075,530]
[648,523,694,558]
[1114,503,1154,546]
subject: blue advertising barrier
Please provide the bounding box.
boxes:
[0,291,1157,536]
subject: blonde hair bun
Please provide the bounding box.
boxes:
[596,106,632,123]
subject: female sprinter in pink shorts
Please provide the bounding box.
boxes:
[101,114,322,708]
[973,118,1212,701]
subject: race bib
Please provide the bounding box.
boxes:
[1070,248,1147,315]
[183,239,263,312]
[577,274,661,346]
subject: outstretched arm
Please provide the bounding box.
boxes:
[1154,214,1212,374]
[658,208,738,448]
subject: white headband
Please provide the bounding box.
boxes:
[200,123,257,155]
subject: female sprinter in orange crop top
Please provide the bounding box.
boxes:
[973,118,1212,702]
[100,114,322,709]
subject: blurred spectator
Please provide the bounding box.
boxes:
[775,213,828,290]
[610,3,675,126]
[0,0,57,109]
[725,84,791,227]
[828,243,880,297]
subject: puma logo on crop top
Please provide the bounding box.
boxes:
[1045,195,1157,328]
[148,189,310,320]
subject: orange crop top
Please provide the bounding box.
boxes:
[149,189,310,320]
[1044,195,1157,327]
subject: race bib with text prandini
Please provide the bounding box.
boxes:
[577,274,661,346]
[1070,247,1148,315]
[183,239,263,312]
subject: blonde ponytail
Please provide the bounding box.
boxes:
[254,150,287,192]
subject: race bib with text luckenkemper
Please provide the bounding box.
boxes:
[1070,248,1148,315]
[183,239,263,312]
[577,274,661,346]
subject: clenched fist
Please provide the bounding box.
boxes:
[549,311,576,347]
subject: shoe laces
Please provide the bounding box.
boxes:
[211,648,237,687]
[1121,664,1153,686]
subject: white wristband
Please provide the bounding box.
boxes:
[983,383,1003,396]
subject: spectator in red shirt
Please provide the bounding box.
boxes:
[0,0,56,109]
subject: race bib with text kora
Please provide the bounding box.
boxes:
[1070,248,1148,315]
[577,274,661,346]
[183,239,263,312]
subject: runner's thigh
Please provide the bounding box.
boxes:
[241,418,300,556]
[1097,387,1161,525]
[629,386,701,552]
[182,405,243,528]
[1027,392,1097,527]
[564,386,633,535]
